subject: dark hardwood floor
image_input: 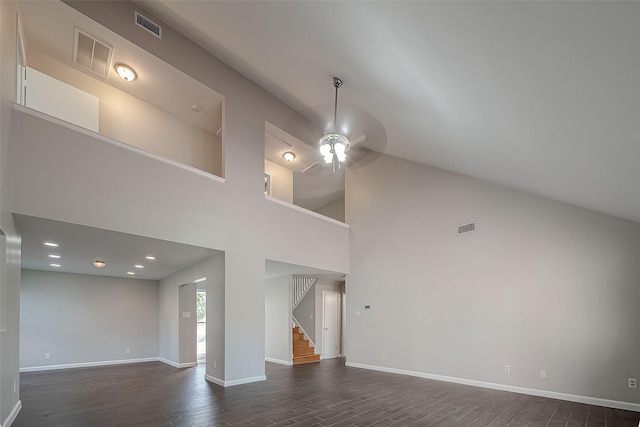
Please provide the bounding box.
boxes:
[13,358,640,426]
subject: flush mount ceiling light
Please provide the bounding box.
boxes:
[93,260,106,268]
[44,241,59,247]
[283,151,296,162]
[134,264,144,269]
[318,77,351,172]
[145,256,156,260]
[127,271,135,275]
[115,63,137,81]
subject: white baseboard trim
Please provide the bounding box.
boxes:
[205,374,266,387]
[205,374,224,387]
[2,400,22,427]
[345,362,640,413]
[265,357,292,366]
[158,358,198,369]
[20,357,159,373]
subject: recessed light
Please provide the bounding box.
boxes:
[283,151,296,162]
[134,264,144,269]
[50,263,61,268]
[115,64,137,81]
[93,260,106,268]
[145,256,156,260]
[127,271,135,275]
[48,254,61,259]
[44,242,58,247]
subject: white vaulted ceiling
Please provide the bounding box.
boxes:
[138,1,640,223]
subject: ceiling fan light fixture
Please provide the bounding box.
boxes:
[319,77,351,172]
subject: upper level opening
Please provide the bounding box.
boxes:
[265,122,345,223]
[18,1,225,179]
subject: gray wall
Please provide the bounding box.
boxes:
[265,276,291,364]
[159,253,225,379]
[0,1,23,424]
[293,283,315,344]
[20,270,159,369]
[178,283,197,365]
[346,152,640,405]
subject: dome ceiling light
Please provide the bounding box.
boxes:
[318,77,351,172]
[115,63,137,81]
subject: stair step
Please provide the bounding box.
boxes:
[293,347,315,357]
[293,327,300,333]
[293,354,321,365]
[292,333,305,341]
[293,339,309,348]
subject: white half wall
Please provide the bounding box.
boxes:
[27,50,223,177]
[25,66,99,132]
[20,269,159,369]
[346,152,640,406]
[265,275,291,364]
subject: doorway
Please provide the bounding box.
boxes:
[196,288,206,363]
[322,291,341,359]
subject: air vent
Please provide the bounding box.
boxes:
[216,126,223,137]
[302,162,323,176]
[135,11,162,38]
[73,28,113,79]
[457,222,476,235]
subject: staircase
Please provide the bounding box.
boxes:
[292,326,320,365]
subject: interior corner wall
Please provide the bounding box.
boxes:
[345,152,640,406]
[159,252,224,378]
[0,1,23,424]
[265,275,291,364]
[293,283,315,343]
[19,270,159,369]
[314,197,345,223]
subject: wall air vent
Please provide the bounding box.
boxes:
[73,28,113,79]
[135,11,162,39]
[302,162,323,176]
[457,222,476,235]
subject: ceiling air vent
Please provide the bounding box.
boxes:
[135,11,162,39]
[73,28,113,79]
[457,222,476,235]
[302,162,323,176]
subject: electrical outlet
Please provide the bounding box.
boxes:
[14,381,17,393]
[504,365,510,373]
[125,348,131,354]
[45,352,51,359]
[629,378,637,389]
[213,360,217,369]
[355,310,360,316]
[540,369,548,379]
[382,353,387,359]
